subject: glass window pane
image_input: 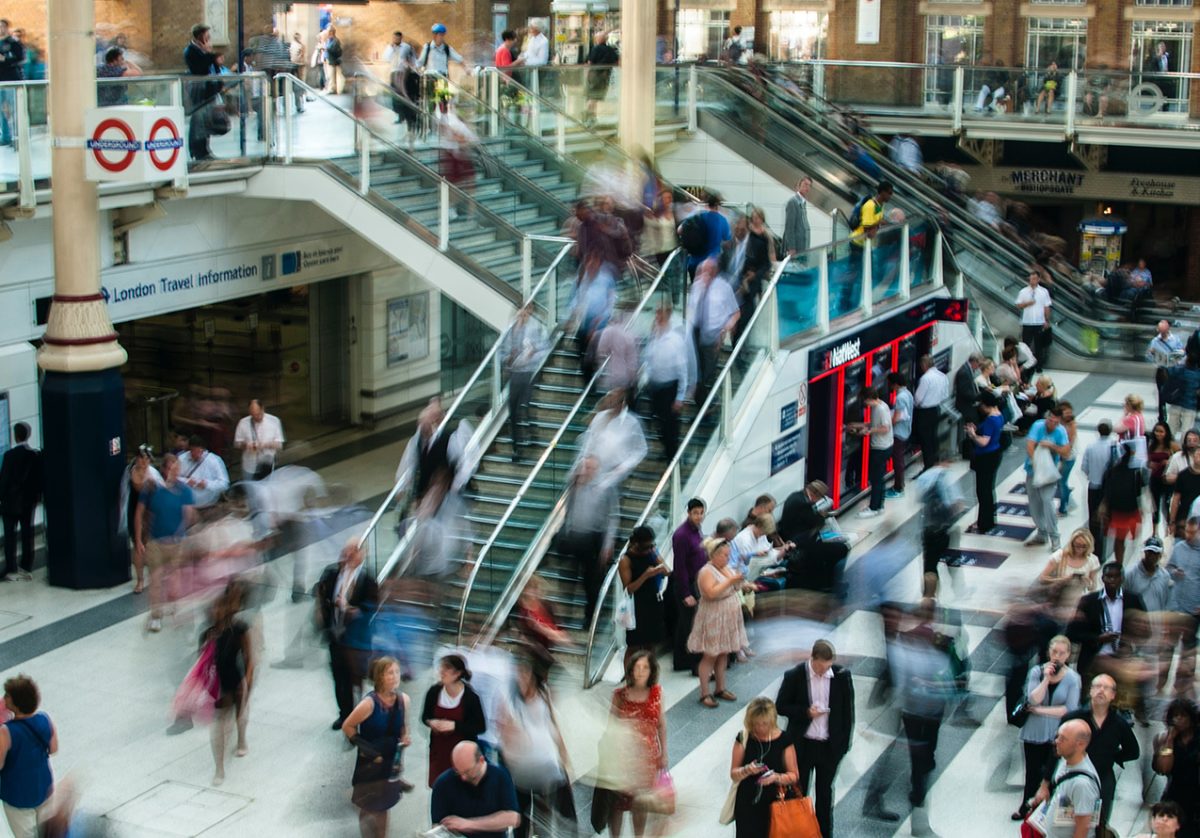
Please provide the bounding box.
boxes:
[769,11,828,60]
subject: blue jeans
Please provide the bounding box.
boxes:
[1058,458,1076,514]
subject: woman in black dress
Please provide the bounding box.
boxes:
[205,580,254,786]
[618,526,670,671]
[729,697,798,838]
[1153,699,1200,838]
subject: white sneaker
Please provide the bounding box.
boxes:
[13,571,31,581]
[858,508,882,518]
[147,617,163,633]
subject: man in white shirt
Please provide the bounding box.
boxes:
[857,386,894,517]
[687,258,740,404]
[383,30,416,124]
[515,20,549,68]
[1016,269,1053,372]
[724,214,750,289]
[577,390,648,491]
[234,399,285,480]
[501,303,548,458]
[912,354,950,471]
[642,303,691,461]
[177,435,230,511]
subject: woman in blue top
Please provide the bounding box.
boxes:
[343,656,411,838]
[0,674,57,838]
[967,391,1005,534]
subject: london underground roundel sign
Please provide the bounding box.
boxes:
[146,117,183,172]
[86,118,140,173]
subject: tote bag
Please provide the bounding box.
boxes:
[768,786,821,838]
[1031,446,1059,487]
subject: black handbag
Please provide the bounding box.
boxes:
[1008,700,1031,728]
[206,101,231,136]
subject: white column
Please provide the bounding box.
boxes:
[618,0,657,159]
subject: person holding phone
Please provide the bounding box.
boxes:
[729,698,798,838]
[1014,635,1080,821]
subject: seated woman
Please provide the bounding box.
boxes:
[1034,61,1061,114]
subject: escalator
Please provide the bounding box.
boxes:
[686,69,1152,365]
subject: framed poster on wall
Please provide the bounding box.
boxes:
[856,0,880,44]
[387,292,430,367]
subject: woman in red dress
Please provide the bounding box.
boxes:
[608,651,669,837]
[420,654,487,787]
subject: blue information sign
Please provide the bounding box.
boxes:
[771,429,804,475]
[780,401,797,433]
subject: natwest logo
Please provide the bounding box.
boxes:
[824,337,861,370]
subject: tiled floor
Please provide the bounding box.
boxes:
[0,367,1178,838]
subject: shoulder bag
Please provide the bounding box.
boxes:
[768,785,821,838]
[1020,770,1099,838]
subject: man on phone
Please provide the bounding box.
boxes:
[775,640,855,837]
[1068,562,1147,692]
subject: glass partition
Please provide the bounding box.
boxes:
[910,220,936,289]
[829,246,863,321]
[776,258,821,341]
[870,225,905,305]
[181,73,269,164]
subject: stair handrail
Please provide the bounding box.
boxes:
[278,73,563,269]
[455,248,686,645]
[581,254,794,688]
[358,238,575,572]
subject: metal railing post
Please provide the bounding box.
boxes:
[1065,71,1078,138]
[861,239,874,316]
[439,181,450,250]
[166,79,190,192]
[488,69,499,136]
[817,248,831,334]
[687,65,698,132]
[491,351,503,409]
[670,468,682,527]
[900,223,911,300]
[721,367,733,443]
[16,86,35,210]
[556,112,566,154]
[282,75,294,164]
[357,123,370,195]
[768,285,780,357]
[813,62,826,102]
[262,74,274,155]
[531,92,541,139]
[952,65,964,133]
[521,238,533,299]
[549,263,559,324]
[933,228,945,288]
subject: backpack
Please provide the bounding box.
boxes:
[678,212,708,257]
[325,37,342,63]
[848,196,872,231]
[421,41,449,69]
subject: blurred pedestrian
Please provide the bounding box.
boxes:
[728,698,799,838]
[1025,406,1071,551]
[1165,518,1200,700]
[438,113,478,219]
[889,371,914,498]
[559,456,618,627]
[1083,421,1118,558]
[502,303,548,460]
[1150,422,1180,536]
[573,251,618,376]
[642,302,689,461]
[1125,537,1174,695]
[134,452,197,633]
[967,391,1004,534]
[618,526,669,669]
[689,537,748,708]
[1101,440,1147,565]
[205,580,254,786]
[606,651,668,838]
[343,657,412,837]
[118,444,161,593]
[577,390,648,488]
[394,398,452,515]
[317,539,379,729]
[500,657,577,838]
[422,654,486,788]
[178,435,230,514]
[0,674,56,838]
[590,302,639,404]
[1057,401,1079,516]
[1170,451,1200,539]
[583,31,618,126]
[687,258,739,405]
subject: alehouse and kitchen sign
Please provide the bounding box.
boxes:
[961,166,1200,205]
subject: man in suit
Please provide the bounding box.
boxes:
[394,398,454,514]
[0,422,41,581]
[776,639,854,837]
[1067,561,1147,691]
[316,538,379,729]
[783,176,813,259]
[953,352,982,427]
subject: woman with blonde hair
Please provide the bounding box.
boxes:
[1013,635,1080,821]
[343,656,411,838]
[688,537,749,708]
[1037,527,1100,595]
[728,697,798,838]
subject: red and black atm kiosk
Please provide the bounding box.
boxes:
[806,298,968,511]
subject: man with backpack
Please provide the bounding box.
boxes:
[677,192,730,280]
[1024,718,1101,838]
[418,23,466,78]
[323,25,343,94]
[848,181,893,309]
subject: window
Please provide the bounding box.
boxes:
[1131,19,1193,111]
[1026,16,1087,71]
[1134,0,1192,6]
[1029,0,1085,4]
[768,11,828,60]
[678,8,732,61]
[924,15,985,105]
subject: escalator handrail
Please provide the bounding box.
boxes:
[279,73,562,265]
[738,65,1161,322]
[692,71,1157,350]
[466,248,688,649]
[582,253,795,687]
[358,239,576,558]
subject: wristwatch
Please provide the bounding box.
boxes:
[1159,747,1175,757]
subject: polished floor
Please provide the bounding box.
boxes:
[0,368,1176,837]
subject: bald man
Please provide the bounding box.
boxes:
[430,741,520,838]
[1047,673,1138,833]
[1028,718,1101,838]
